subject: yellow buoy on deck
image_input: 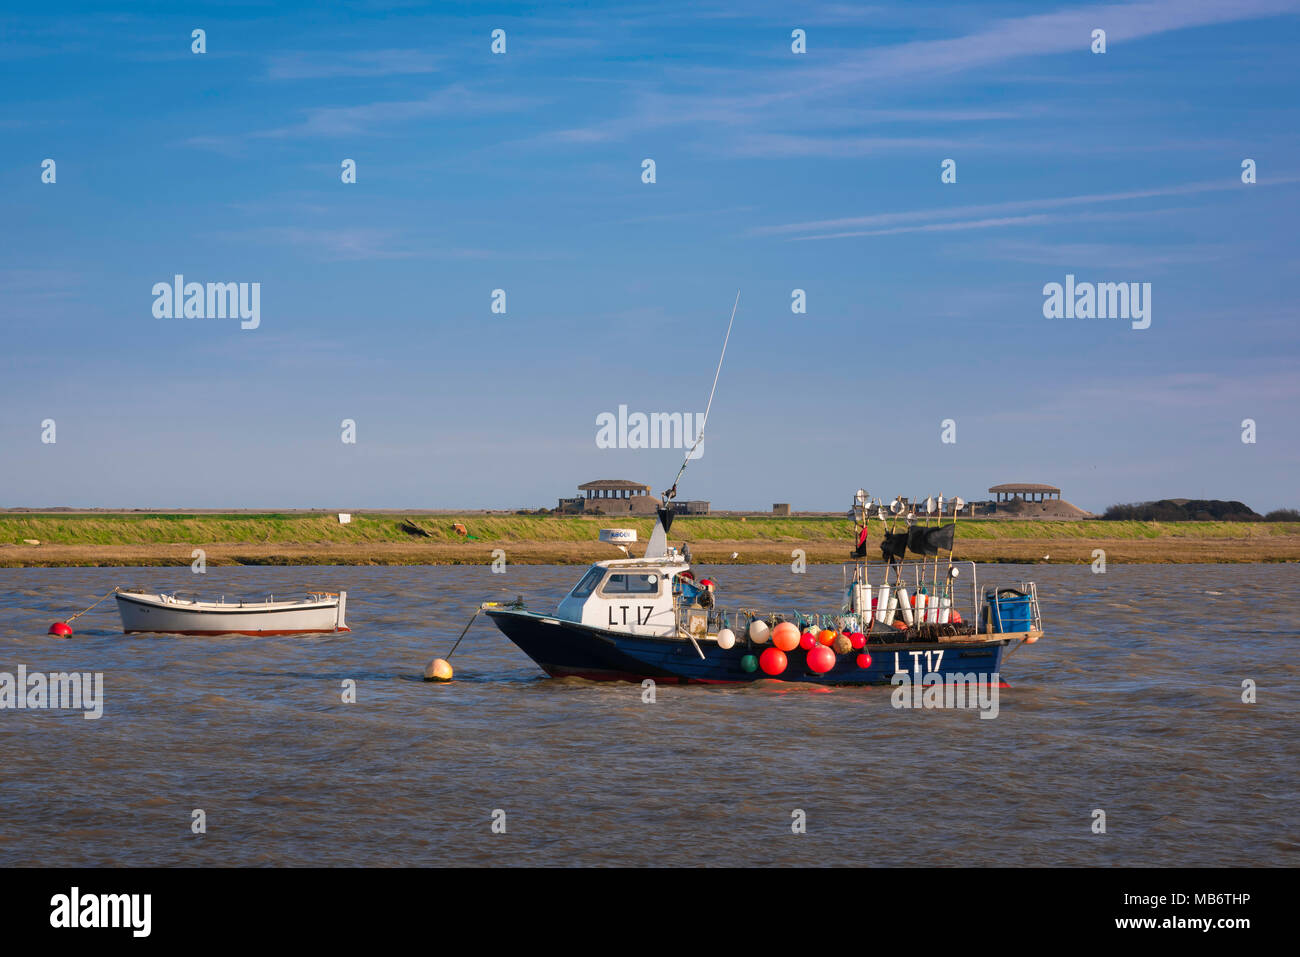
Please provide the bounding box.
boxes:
[423,658,454,682]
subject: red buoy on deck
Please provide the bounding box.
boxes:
[807,645,835,674]
[48,622,73,637]
[759,647,788,676]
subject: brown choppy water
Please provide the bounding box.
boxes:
[1,563,1296,867]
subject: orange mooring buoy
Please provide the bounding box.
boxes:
[422,658,454,682]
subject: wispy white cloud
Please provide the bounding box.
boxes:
[602,204,758,226]
[799,211,1173,241]
[186,84,539,148]
[812,106,1032,124]
[1069,367,1300,411]
[978,238,1233,268]
[228,226,495,262]
[793,0,1300,92]
[758,174,1300,240]
[726,132,969,158]
[280,86,538,138]
[535,93,1025,152]
[266,49,439,80]
[522,0,1300,161]
[794,214,1051,240]
[536,91,759,146]
[0,268,84,301]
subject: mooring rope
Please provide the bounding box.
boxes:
[66,587,120,623]
[442,608,482,659]
[440,598,524,659]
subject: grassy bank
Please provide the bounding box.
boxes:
[1,513,1298,566]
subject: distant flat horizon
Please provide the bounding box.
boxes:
[0,493,1283,517]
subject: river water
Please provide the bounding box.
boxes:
[1,563,1295,866]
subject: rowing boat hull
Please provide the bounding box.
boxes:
[115,591,349,635]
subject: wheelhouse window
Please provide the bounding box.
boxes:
[569,566,606,599]
[602,573,660,595]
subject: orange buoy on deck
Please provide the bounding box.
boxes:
[772,622,800,652]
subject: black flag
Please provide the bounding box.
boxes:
[880,532,908,562]
[657,507,675,534]
[851,525,870,559]
[906,523,956,556]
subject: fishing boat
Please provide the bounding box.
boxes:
[114,589,349,635]
[482,296,1042,686]
[486,496,1042,686]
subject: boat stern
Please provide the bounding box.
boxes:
[336,590,350,632]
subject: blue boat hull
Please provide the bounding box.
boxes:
[486,610,1011,686]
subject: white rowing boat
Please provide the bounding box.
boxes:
[114,589,349,635]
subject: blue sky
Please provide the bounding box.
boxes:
[3,0,1298,512]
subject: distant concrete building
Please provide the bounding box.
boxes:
[668,500,710,516]
[983,483,1091,520]
[557,479,661,515]
[989,483,1062,503]
[772,503,791,516]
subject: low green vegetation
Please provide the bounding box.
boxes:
[3,512,1297,547]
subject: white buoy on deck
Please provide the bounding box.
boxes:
[896,586,915,626]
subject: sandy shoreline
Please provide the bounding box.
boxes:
[3,536,1299,567]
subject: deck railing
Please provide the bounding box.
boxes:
[681,560,1042,641]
